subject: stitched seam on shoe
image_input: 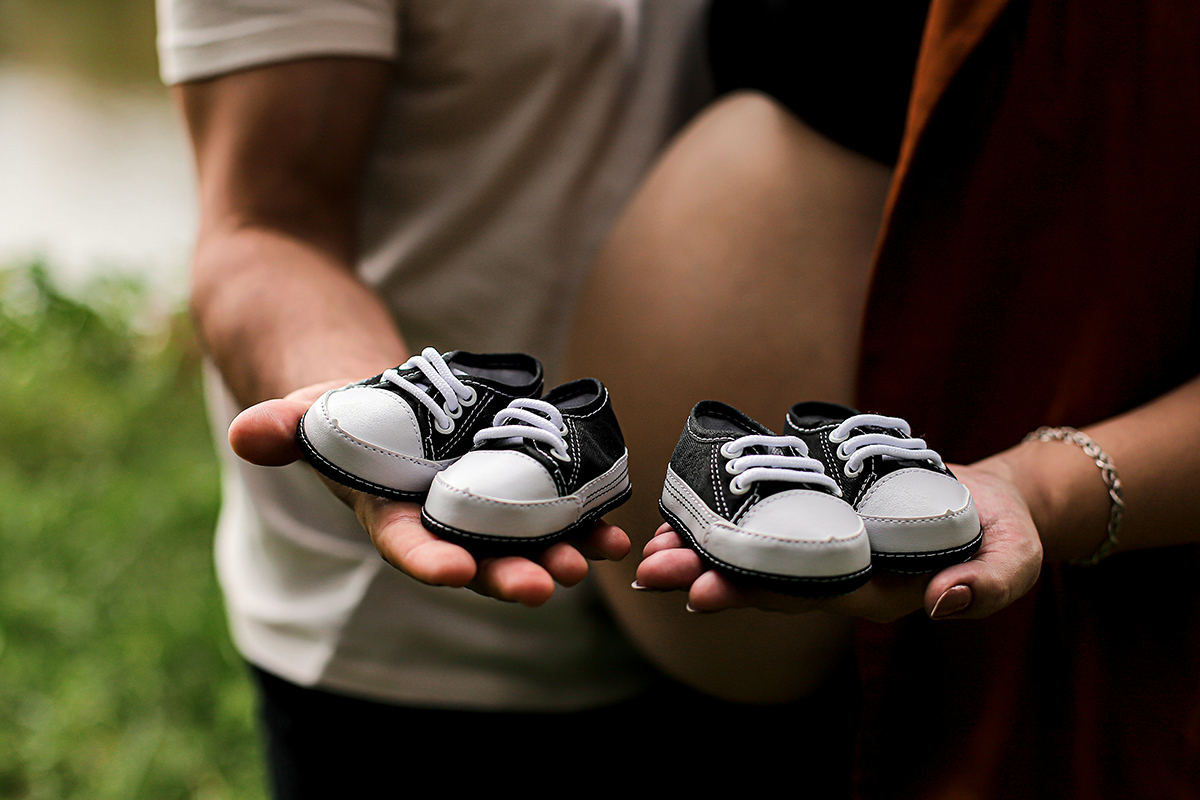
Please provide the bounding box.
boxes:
[582,468,627,506]
[320,417,440,468]
[560,386,609,420]
[438,381,493,454]
[664,472,718,537]
[710,444,729,518]
[730,486,759,523]
[692,406,765,436]
[859,504,975,526]
[813,428,846,496]
[664,474,869,584]
[566,419,580,487]
[579,452,626,502]
[710,521,864,550]
[303,436,437,484]
[665,471,848,550]
[434,482,579,509]
[873,529,982,558]
[686,415,744,443]
[708,559,871,584]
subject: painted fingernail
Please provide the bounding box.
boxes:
[930,584,972,619]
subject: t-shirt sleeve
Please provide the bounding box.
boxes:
[156,0,400,84]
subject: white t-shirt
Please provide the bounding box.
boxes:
[159,0,709,709]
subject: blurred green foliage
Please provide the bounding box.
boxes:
[0,0,160,85]
[0,265,266,799]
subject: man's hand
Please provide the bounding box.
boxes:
[635,462,1043,622]
[228,383,631,607]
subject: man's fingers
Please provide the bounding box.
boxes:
[538,542,589,587]
[362,495,584,604]
[364,497,478,587]
[228,398,311,465]
[573,520,632,561]
[472,556,556,607]
[228,381,349,466]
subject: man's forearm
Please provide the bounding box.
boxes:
[192,223,408,407]
[173,58,401,407]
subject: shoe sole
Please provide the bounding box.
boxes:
[870,527,984,574]
[420,457,633,554]
[659,472,871,598]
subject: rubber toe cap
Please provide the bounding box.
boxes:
[858,468,980,554]
[319,386,423,456]
[857,468,971,521]
[436,450,558,502]
[705,490,869,578]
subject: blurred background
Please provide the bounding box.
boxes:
[1,1,267,796]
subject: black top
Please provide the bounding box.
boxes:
[707,0,930,166]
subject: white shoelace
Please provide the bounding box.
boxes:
[720,434,840,496]
[829,414,944,476]
[381,347,477,434]
[474,398,570,461]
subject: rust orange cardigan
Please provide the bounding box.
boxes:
[853,0,1200,797]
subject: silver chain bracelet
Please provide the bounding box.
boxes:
[1022,426,1124,566]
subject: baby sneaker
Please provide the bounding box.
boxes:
[659,401,871,596]
[784,401,982,573]
[420,378,632,551]
[297,347,543,501]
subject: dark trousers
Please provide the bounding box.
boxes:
[250,663,857,798]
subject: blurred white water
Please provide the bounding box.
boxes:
[0,65,196,303]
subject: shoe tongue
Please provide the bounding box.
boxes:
[402,366,469,393]
[484,406,557,450]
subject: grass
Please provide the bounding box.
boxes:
[0,0,160,86]
[0,264,266,799]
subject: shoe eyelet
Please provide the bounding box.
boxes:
[444,402,464,420]
[833,486,844,498]
[828,430,849,444]
[836,442,851,460]
[724,460,742,476]
[719,441,741,459]
[844,462,863,478]
[434,417,455,435]
[459,386,478,407]
[551,448,572,462]
[729,477,751,496]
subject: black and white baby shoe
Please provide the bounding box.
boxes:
[659,401,871,596]
[297,348,543,501]
[784,402,982,573]
[420,378,632,551]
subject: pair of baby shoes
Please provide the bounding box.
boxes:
[660,401,982,596]
[297,348,631,551]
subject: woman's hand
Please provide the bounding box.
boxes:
[635,461,1043,621]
